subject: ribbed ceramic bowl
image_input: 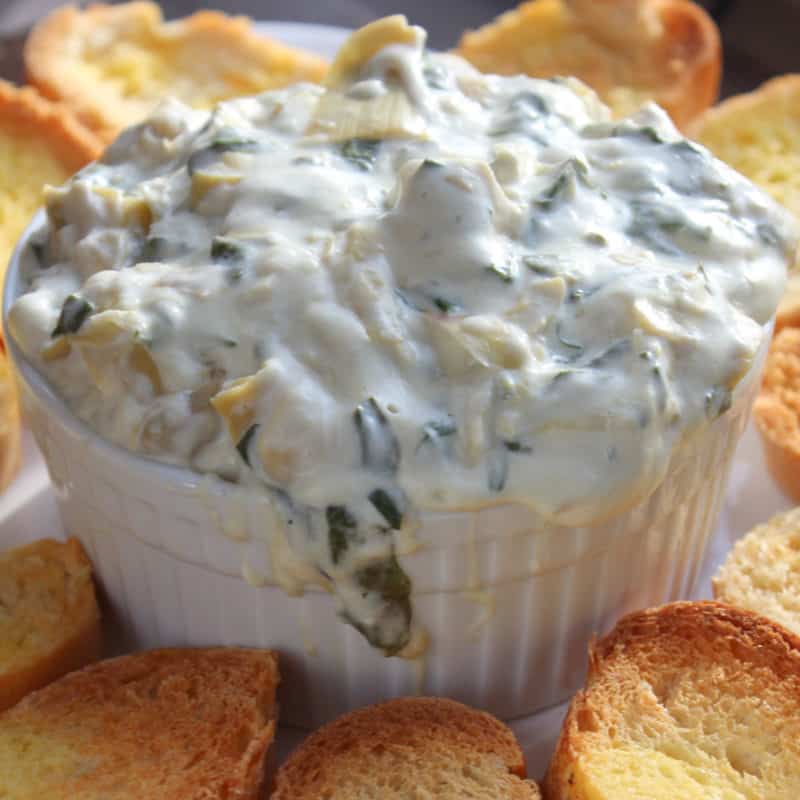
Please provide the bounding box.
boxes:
[3,212,768,728]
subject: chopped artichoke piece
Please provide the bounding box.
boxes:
[210,376,259,443]
[308,89,426,142]
[129,343,164,395]
[324,15,420,88]
[190,171,242,207]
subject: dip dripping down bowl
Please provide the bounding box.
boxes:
[3,17,794,728]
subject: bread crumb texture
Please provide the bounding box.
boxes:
[0,81,100,280]
[713,506,800,636]
[690,74,800,327]
[0,647,278,799]
[544,601,800,799]
[273,696,541,799]
[455,0,721,128]
[24,1,329,142]
[0,538,101,711]
[753,327,800,502]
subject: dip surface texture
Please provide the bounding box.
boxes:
[8,18,794,655]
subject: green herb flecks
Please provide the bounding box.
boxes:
[140,236,168,262]
[369,488,403,530]
[536,159,590,211]
[523,255,560,277]
[347,554,412,655]
[485,263,514,283]
[588,339,630,369]
[756,222,785,250]
[704,385,732,420]
[627,202,711,255]
[52,294,94,337]
[433,296,456,314]
[211,237,244,262]
[418,418,457,450]
[422,62,449,90]
[504,440,532,454]
[354,397,400,473]
[187,136,258,175]
[341,138,381,171]
[555,321,584,357]
[235,423,259,467]
[326,504,358,564]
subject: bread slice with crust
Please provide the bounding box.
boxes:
[752,327,800,503]
[0,80,101,281]
[688,74,800,330]
[0,647,279,799]
[0,339,20,493]
[0,538,101,711]
[273,696,541,799]
[713,506,800,636]
[455,0,721,129]
[24,2,329,143]
[544,601,800,799]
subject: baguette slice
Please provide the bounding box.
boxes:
[688,75,800,330]
[0,340,20,493]
[24,2,329,143]
[752,327,800,503]
[0,538,101,711]
[273,696,541,799]
[0,80,101,282]
[455,0,721,129]
[0,647,279,800]
[544,601,800,799]
[713,507,800,636]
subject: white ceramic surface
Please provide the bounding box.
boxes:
[0,21,792,782]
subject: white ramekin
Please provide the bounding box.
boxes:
[3,212,768,728]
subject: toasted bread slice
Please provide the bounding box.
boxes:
[0,647,279,799]
[273,696,540,799]
[713,507,800,636]
[0,538,101,711]
[0,340,20,492]
[688,75,800,329]
[752,327,800,502]
[24,2,329,143]
[544,601,800,799]
[455,0,721,129]
[0,81,101,282]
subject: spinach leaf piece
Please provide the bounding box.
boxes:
[341,139,381,171]
[210,237,244,262]
[347,554,413,655]
[52,295,94,337]
[235,423,260,467]
[354,398,401,472]
[326,504,358,564]
[369,488,403,530]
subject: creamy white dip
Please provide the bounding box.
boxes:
[8,18,794,655]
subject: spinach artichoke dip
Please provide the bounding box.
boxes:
[8,17,794,656]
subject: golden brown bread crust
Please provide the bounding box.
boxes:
[753,327,800,502]
[0,340,20,494]
[455,0,721,129]
[24,2,329,143]
[712,506,800,636]
[0,538,102,712]
[0,647,279,800]
[0,80,102,172]
[543,601,800,799]
[273,696,540,799]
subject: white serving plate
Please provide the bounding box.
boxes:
[0,19,792,785]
